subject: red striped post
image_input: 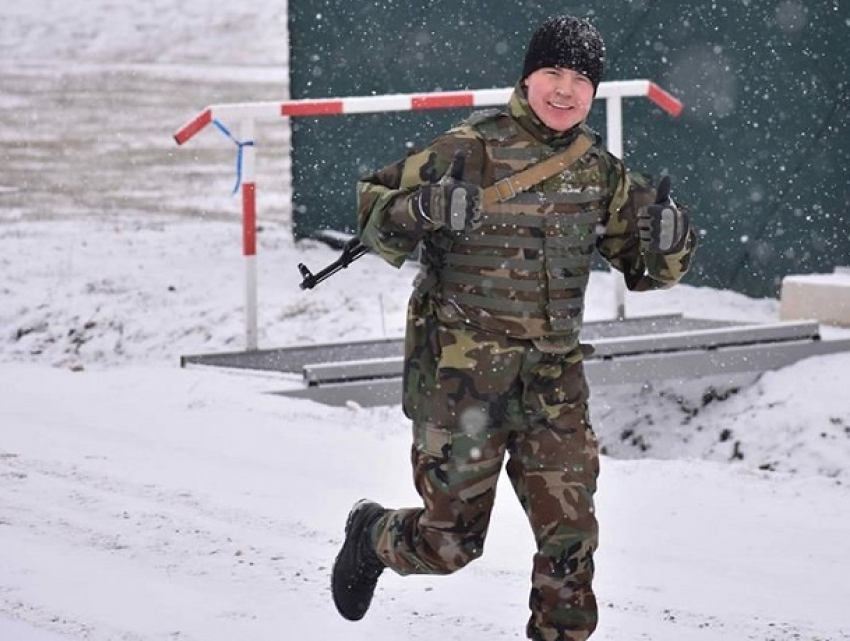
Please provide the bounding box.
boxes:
[242,182,256,258]
[239,119,258,350]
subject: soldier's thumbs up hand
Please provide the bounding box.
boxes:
[637,176,689,254]
[654,175,671,205]
[443,150,467,182]
[412,151,483,232]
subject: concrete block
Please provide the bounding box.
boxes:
[780,267,850,327]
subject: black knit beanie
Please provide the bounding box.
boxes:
[521,16,606,91]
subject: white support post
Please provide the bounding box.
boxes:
[605,96,627,321]
[240,118,258,351]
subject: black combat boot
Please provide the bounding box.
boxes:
[331,499,388,621]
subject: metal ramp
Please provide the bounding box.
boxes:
[181,336,403,375]
[181,315,850,407]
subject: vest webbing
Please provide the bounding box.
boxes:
[419,118,611,342]
[480,133,594,206]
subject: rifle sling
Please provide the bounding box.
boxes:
[481,133,594,206]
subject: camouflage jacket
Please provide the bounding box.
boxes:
[356,83,697,350]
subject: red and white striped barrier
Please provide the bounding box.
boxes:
[174,80,681,146]
[174,80,683,349]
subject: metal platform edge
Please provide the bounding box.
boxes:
[273,336,850,407]
[180,335,404,373]
[179,314,726,375]
[301,320,822,385]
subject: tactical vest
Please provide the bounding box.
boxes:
[423,112,612,349]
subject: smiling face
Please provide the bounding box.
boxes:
[524,67,594,132]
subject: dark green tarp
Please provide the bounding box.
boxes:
[289,1,849,298]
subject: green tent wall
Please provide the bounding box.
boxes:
[288,1,849,298]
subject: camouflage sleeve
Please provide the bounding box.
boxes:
[356,126,486,267]
[596,156,697,291]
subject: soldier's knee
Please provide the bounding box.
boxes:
[455,542,485,569]
[431,535,485,573]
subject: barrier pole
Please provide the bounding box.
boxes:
[175,81,683,349]
[240,118,258,350]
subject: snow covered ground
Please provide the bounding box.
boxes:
[2,2,849,640]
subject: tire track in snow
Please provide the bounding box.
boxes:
[0,451,336,639]
[0,452,330,582]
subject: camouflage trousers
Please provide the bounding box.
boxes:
[371,310,601,641]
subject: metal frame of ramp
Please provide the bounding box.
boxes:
[180,315,850,407]
[285,320,850,406]
[181,314,728,375]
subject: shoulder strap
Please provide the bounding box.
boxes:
[481,133,594,206]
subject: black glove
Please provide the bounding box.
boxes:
[411,151,482,232]
[637,175,690,254]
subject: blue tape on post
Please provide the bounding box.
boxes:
[212,119,255,195]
